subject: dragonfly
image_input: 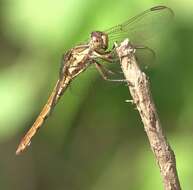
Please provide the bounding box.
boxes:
[16,5,174,155]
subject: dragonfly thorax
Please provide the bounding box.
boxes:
[90,31,108,51]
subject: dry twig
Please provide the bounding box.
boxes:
[115,39,181,190]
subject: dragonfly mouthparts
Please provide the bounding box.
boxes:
[90,31,108,50]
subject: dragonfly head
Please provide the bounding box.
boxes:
[90,31,108,51]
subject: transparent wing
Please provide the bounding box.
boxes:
[104,6,174,49]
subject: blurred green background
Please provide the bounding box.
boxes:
[0,0,193,189]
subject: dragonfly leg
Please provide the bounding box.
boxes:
[92,51,115,63]
[95,62,116,75]
[94,61,133,85]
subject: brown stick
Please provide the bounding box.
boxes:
[115,39,181,190]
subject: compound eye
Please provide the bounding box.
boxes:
[95,38,99,43]
[101,34,108,49]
